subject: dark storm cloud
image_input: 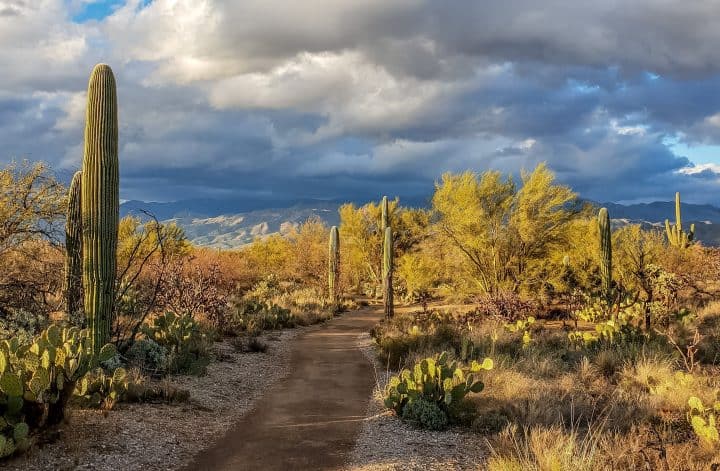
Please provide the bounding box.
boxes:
[3,0,720,204]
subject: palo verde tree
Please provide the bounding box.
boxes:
[433,163,581,296]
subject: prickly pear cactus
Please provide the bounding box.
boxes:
[0,324,116,459]
[384,351,493,429]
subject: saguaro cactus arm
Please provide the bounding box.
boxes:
[64,171,83,320]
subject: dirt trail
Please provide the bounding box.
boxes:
[184,306,382,471]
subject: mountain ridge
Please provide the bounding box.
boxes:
[120,198,720,248]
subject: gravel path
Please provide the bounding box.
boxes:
[5,329,301,471]
[185,307,382,470]
[346,331,487,470]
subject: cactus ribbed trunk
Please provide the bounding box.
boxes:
[328,226,340,303]
[82,64,119,355]
[598,207,612,304]
[64,171,83,320]
[383,226,394,319]
[381,196,389,233]
[378,195,389,298]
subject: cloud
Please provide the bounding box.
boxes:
[1,0,720,205]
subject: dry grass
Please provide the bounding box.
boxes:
[371,304,720,470]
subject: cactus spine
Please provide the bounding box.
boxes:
[598,207,612,303]
[81,64,119,355]
[64,171,83,319]
[328,226,340,303]
[383,226,394,319]
[665,192,695,248]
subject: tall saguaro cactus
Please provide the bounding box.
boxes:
[381,196,389,233]
[598,207,612,303]
[665,192,695,248]
[64,171,83,320]
[328,225,340,303]
[82,64,119,354]
[383,226,394,319]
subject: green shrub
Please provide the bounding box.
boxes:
[126,338,168,377]
[230,300,295,333]
[401,397,448,430]
[384,351,493,429]
[0,309,48,344]
[372,311,464,369]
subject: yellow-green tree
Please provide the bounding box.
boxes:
[338,199,429,296]
[288,217,329,290]
[433,163,580,296]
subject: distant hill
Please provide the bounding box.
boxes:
[600,201,720,224]
[120,197,720,248]
[597,201,720,246]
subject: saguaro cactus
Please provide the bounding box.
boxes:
[665,192,695,248]
[82,64,119,354]
[383,226,394,319]
[328,225,340,303]
[598,207,612,303]
[64,171,83,320]
[381,196,389,233]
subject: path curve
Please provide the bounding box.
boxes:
[185,306,382,471]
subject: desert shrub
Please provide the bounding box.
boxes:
[0,324,116,459]
[384,352,493,429]
[486,424,605,471]
[230,300,295,333]
[371,309,472,368]
[112,216,190,348]
[0,162,66,321]
[401,397,448,430]
[126,338,168,377]
[467,291,537,322]
[231,336,268,354]
[156,257,228,330]
[0,309,48,344]
[141,312,210,375]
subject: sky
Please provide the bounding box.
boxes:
[2,0,720,205]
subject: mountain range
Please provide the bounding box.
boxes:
[120,198,720,248]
